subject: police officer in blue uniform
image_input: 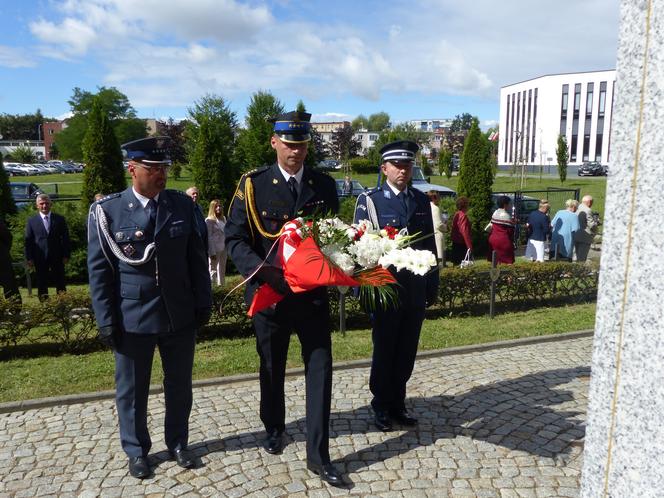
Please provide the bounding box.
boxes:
[225,111,344,486]
[87,137,212,479]
[354,140,439,432]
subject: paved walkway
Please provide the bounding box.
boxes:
[0,335,592,497]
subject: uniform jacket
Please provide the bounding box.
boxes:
[225,163,339,304]
[354,183,439,307]
[24,212,70,264]
[87,188,212,334]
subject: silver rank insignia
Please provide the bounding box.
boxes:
[115,232,125,241]
[122,244,136,257]
[135,230,144,240]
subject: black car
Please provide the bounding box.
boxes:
[491,193,540,224]
[10,182,46,208]
[578,162,606,176]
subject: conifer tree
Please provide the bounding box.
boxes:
[556,134,569,183]
[81,98,126,207]
[0,153,18,218]
[457,119,494,250]
[235,91,284,171]
[188,95,238,205]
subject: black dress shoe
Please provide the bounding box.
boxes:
[128,456,151,479]
[171,448,196,469]
[263,429,285,455]
[374,409,393,432]
[307,461,344,487]
[390,409,418,426]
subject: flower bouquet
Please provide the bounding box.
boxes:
[247,216,437,317]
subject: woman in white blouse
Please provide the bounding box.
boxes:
[205,199,227,286]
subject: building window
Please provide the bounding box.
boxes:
[510,93,516,163]
[420,121,427,131]
[369,134,378,141]
[560,84,569,136]
[505,94,511,163]
[525,89,532,162]
[532,88,538,162]
[571,83,581,161]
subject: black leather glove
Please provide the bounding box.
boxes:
[257,266,291,295]
[195,307,212,329]
[98,326,121,349]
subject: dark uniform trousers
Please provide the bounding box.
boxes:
[88,188,211,460]
[225,163,339,465]
[253,290,332,464]
[115,331,196,457]
[354,185,439,414]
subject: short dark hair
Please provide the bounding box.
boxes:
[456,196,469,210]
[497,195,511,209]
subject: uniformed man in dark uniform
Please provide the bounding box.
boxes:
[353,140,439,432]
[225,111,343,486]
[87,137,212,479]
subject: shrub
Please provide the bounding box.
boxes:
[38,290,97,353]
[349,157,376,175]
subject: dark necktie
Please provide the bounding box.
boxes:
[398,191,408,211]
[288,177,298,202]
[146,198,158,225]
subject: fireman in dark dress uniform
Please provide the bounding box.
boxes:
[225,111,344,486]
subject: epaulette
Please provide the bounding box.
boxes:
[364,187,381,196]
[96,192,121,204]
[243,165,270,178]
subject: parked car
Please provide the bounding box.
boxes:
[491,193,541,224]
[318,159,341,171]
[10,182,47,208]
[335,179,366,197]
[410,166,456,197]
[577,161,606,176]
[3,164,29,176]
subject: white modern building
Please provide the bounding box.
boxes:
[498,69,616,167]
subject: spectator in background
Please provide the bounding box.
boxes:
[94,193,105,201]
[0,218,20,302]
[186,186,209,254]
[550,199,580,261]
[525,200,551,262]
[427,191,447,264]
[574,195,598,262]
[205,199,227,286]
[342,175,353,195]
[486,195,515,264]
[24,194,70,301]
[450,196,472,265]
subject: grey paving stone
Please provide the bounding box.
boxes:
[0,335,592,497]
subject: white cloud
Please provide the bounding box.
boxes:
[0,46,36,68]
[21,0,619,112]
[312,112,353,122]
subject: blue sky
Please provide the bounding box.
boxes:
[0,0,619,129]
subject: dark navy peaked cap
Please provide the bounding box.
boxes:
[271,111,311,143]
[380,140,419,163]
[122,136,172,164]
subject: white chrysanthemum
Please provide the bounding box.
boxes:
[379,247,436,275]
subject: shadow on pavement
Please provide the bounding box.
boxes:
[185,365,589,487]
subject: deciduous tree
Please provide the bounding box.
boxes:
[438,148,453,179]
[450,113,476,133]
[329,126,361,161]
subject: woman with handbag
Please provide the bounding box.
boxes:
[450,196,473,266]
[205,199,227,286]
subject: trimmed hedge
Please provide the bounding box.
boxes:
[1,261,598,358]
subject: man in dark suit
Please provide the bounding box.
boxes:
[24,194,70,300]
[0,218,20,301]
[225,111,343,486]
[354,140,439,432]
[185,186,209,254]
[87,137,212,479]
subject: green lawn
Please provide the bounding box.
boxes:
[0,303,596,403]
